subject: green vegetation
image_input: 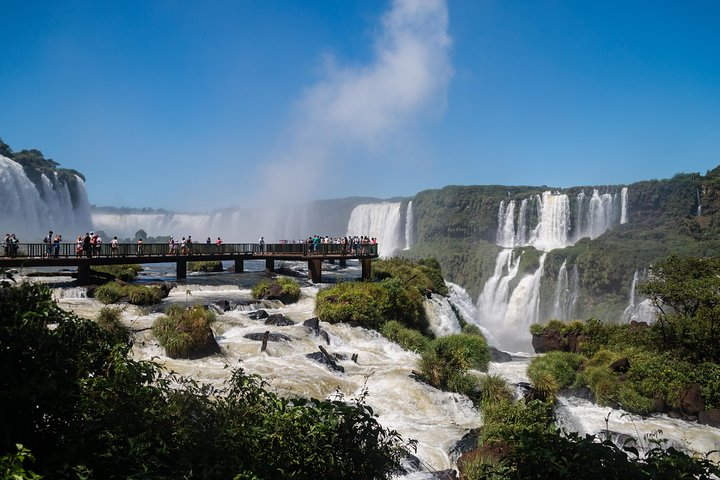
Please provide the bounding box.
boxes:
[252,276,301,303]
[417,334,490,398]
[152,304,217,358]
[95,306,129,343]
[0,275,409,479]
[372,257,449,296]
[91,264,142,281]
[188,260,223,272]
[527,254,720,414]
[316,277,428,332]
[469,397,720,480]
[379,320,432,353]
[93,281,167,305]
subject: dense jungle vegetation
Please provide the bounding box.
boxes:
[0,273,408,479]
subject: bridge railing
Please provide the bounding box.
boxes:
[2,242,378,259]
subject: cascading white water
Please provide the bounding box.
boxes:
[55,279,481,474]
[623,269,657,323]
[446,282,496,343]
[477,250,523,341]
[620,187,628,224]
[696,188,702,217]
[586,189,616,239]
[496,200,516,248]
[500,253,547,352]
[347,202,403,257]
[516,198,528,246]
[533,192,570,251]
[552,261,568,321]
[424,293,462,337]
[0,155,92,240]
[404,201,414,250]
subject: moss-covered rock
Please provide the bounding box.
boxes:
[152,304,220,359]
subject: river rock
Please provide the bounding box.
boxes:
[609,357,630,373]
[248,309,269,320]
[244,332,292,342]
[306,351,344,373]
[431,470,457,479]
[489,346,512,362]
[698,408,720,427]
[264,314,295,326]
[679,383,705,415]
[531,330,564,353]
[448,428,480,463]
[303,317,320,333]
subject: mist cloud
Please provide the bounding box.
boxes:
[254,0,452,206]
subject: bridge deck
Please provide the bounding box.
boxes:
[0,243,378,283]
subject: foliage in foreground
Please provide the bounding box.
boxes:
[93,281,166,305]
[0,278,408,479]
[469,398,720,480]
[372,257,449,296]
[417,334,490,398]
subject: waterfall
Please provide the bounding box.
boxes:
[623,269,657,323]
[516,199,528,246]
[0,155,92,240]
[477,249,523,336]
[346,202,403,257]
[696,189,702,217]
[552,261,569,321]
[586,189,615,239]
[404,201,414,250]
[476,249,551,352]
[533,192,571,251]
[575,190,586,241]
[500,253,547,352]
[567,265,580,320]
[496,200,516,248]
[620,187,628,224]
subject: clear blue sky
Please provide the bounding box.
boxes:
[2,0,719,211]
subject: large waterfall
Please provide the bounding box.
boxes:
[0,155,92,240]
[346,202,415,257]
[404,201,414,250]
[477,188,629,352]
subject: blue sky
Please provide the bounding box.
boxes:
[2,0,719,211]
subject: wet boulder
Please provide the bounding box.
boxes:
[244,332,292,342]
[248,309,269,320]
[264,313,295,326]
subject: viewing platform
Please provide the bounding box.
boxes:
[0,242,379,284]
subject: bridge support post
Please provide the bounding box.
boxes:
[339,258,346,267]
[265,259,274,273]
[308,259,322,283]
[177,260,187,280]
[235,259,244,273]
[361,258,372,281]
[77,264,91,285]
[328,259,335,264]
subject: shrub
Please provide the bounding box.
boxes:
[527,351,583,391]
[92,264,142,281]
[418,334,490,396]
[93,281,165,306]
[152,305,217,359]
[477,373,514,407]
[372,257,448,296]
[480,399,554,445]
[252,277,301,303]
[95,306,129,343]
[188,261,223,272]
[380,320,432,353]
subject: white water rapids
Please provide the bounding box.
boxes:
[33,265,719,475]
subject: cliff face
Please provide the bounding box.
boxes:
[404,167,720,326]
[0,139,92,240]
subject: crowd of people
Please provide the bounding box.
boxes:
[2,231,378,258]
[278,235,378,255]
[3,233,20,257]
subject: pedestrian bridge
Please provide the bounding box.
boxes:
[0,242,378,284]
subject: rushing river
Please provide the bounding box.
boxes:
[32,260,719,476]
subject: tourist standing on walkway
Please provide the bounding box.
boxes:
[9,234,18,258]
[137,238,143,256]
[111,236,119,256]
[76,236,83,257]
[94,234,102,257]
[187,236,193,254]
[53,234,61,258]
[83,233,92,258]
[259,236,265,253]
[44,230,53,257]
[3,234,9,257]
